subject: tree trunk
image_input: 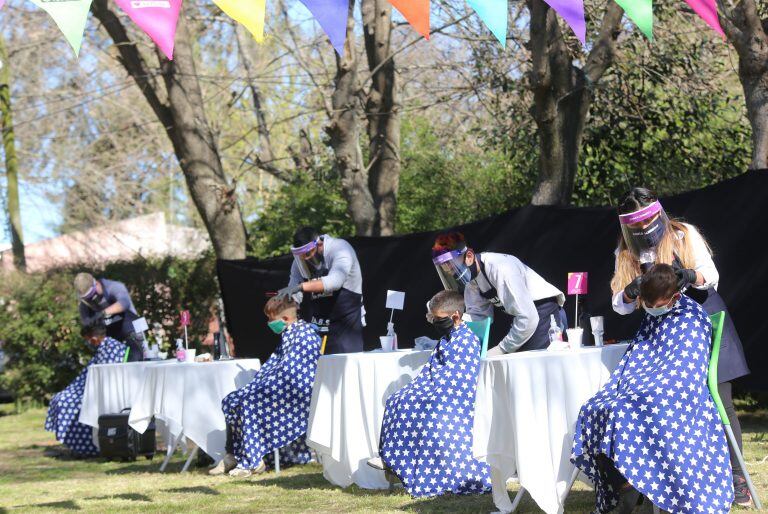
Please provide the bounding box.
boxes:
[91,1,247,259]
[717,0,768,169]
[0,35,25,271]
[362,0,400,236]
[326,4,376,235]
[528,0,624,205]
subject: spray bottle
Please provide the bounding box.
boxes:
[547,314,563,344]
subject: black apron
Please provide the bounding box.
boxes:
[476,257,565,352]
[300,287,363,355]
[684,286,750,383]
[105,310,144,362]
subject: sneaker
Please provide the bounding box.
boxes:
[208,453,237,476]
[228,466,253,478]
[733,474,752,507]
[367,457,385,470]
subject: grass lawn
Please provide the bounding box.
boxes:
[0,404,766,513]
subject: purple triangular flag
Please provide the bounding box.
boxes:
[299,0,349,54]
[542,0,586,44]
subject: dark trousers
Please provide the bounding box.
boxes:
[718,381,744,477]
[225,424,234,455]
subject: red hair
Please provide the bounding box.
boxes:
[432,232,467,258]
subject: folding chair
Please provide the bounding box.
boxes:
[706,311,762,510]
[466,317,492,359]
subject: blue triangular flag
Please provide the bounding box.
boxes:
[467,0,508,47]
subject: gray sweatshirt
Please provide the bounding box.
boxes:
[288,235,363,295]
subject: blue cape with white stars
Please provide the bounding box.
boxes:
[379,322,491,498]
[45,337,126,456]
[222,320,321,469]
[572,294,733,513]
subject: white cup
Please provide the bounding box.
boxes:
[589,316,604,332]
[566,328,583,350]
[184,348,197,362]
[379,336,395,352]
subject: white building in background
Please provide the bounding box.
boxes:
[0,212,211,273]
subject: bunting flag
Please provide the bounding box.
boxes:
[683,0,723,36]
[614,0,653,40]
[299,0,349,55]
[466,0,507,47]
[30,0,92,55]
[388,0,430,40]
[114,0,182,60]
[542,0,586,44]
[214,0,267,42]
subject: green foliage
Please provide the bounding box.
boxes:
[0,255,219,402]
[246,172,354,258]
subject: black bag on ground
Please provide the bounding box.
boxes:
[98,408,155,461]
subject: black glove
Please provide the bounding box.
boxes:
[675,268,698,290]
[276,284,302,300]
[623,276,643,301]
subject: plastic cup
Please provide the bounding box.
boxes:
[184,348,197,362]
[379,336,395,352]
[566,328,583,350]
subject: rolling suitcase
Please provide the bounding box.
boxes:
[98,408,156,461]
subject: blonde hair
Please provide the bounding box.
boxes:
[610,220,708,294]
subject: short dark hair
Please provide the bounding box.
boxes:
[640,264,678,304]
[428,290,465,315]
[81,320,107,339]
[293,227,319,247]
[618,187,658,215]
[264,295,298,319]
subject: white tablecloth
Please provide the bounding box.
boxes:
[128,359,261,461]
[79,360,175,428]
[472,344,629,514]
[306,349,431,489]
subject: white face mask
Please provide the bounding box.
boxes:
[642,296,678,317]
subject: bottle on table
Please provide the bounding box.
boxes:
[548,315,563,344]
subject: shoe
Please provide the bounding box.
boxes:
[367,457,385,470]
[733,474,752,507]
[229,467,253,478]
[208,453,237,476]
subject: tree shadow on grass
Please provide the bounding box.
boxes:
[249,470,339,492]
[11,500,79,510]
[163,486,220,496]
[400,489,595,513]
[86,493,152,502]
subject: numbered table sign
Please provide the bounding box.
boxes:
[567,272,588,295]
[180,310,191,326]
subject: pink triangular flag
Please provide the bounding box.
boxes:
[683,0,723,36]
[115,0,182,60]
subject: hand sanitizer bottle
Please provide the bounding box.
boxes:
[548,315,563,343]
[176,338,186,362]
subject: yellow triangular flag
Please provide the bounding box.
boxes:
[214,0,266,42]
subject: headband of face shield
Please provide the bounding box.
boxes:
[432,247,472,293]
[619,200,670,262]
[291,239,324,279]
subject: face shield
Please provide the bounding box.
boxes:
[291,240,324,280]
[432,247,472,293]
[79,281,105,311]
[619,200,670,266]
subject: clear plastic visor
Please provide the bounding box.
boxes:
[619,201,670,261]
[291,240,323,279]
[432,249,471,292]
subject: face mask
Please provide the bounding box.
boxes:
[642,298,676,317]
[431,315,455,339]
[268,319,287,334]
[630,217,666,251]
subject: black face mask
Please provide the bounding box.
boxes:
[431,315,455,340]
[630,217,666,252]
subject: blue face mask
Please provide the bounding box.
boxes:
[642,296,677,317]
[268,319,287,334]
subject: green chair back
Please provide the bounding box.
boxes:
[707,311,729,425]
[123,346,131,363]
[467,317,492,359]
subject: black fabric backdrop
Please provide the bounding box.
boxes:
[217,170,768,390]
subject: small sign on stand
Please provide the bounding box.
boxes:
[180,310,191,349]
[385,290,405,350]
[567,272,588,328]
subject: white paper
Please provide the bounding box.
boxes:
[132,317,149,333]
[385,290,405,310]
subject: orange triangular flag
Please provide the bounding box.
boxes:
[387,0,430,39]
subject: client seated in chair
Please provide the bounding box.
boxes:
[211,295,322,478]
[571,264,733,513]
[369,290,491,497]
[45,321,126,457]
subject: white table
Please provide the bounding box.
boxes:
[306,349,431,489]
[128,358,261,470]
[472,344,629,514]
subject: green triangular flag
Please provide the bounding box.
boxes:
[614,0,653,40]
[30,0,92,56]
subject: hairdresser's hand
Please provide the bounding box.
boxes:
[623,276,643,302]
[276,284,302,300]
[675,268,698,290]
